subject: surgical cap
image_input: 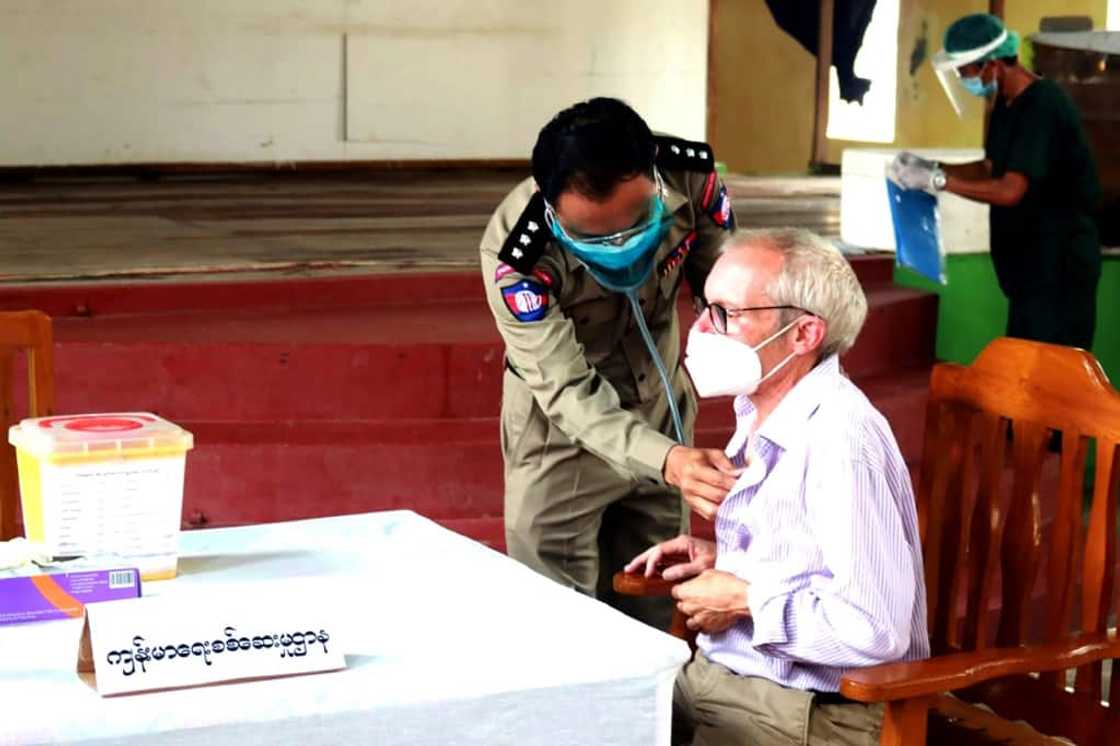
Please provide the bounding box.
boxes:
[944,13,1021,64]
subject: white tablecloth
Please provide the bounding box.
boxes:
[0,511,690,745]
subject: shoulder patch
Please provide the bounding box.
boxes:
[498,192,549,274]
[708,182,735,230]
[655,135,715,173]
[501,278,550,322]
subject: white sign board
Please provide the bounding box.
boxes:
[77,591,345,696]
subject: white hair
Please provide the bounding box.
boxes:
[722,228,868,357]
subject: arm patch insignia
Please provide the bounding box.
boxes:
[501,278,550,322]
[708,183,735,230]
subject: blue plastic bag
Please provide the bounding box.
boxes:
[886,179,946,285]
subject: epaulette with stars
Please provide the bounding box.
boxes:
[654,135,715,173]
[497,191,550,274]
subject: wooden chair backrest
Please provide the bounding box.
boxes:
[0,311,54,540]
[918,337,1120,704]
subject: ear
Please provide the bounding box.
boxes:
[791,314,827,356]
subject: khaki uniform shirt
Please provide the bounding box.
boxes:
[479,137,735,483]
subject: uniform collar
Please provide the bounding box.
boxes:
[663,179,689,216]
[654,165,689,215]
[733,354,841,451]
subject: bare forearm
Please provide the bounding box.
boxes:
[944,170,1027,207]
[941,160,990,181]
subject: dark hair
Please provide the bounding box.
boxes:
[531,97,656,204]
[996,55,1018,66]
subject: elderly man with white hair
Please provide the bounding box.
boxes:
[625,228,929,746]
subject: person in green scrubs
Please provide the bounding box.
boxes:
[891,13,1101,349]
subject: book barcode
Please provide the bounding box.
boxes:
[109,570,135,589]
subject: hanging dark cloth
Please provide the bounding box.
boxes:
[765,0,878,104]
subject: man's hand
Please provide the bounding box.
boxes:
[672,569,751,634]
[663,445,740,520]
[623,534,717,582]
[888,151,945,192]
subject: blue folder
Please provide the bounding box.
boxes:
[886,179,946,285]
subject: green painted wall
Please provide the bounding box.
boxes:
[894,255,1120,383]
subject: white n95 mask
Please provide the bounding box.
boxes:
[684,318,800,398]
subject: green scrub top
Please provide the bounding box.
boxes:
[986,77,1101,346]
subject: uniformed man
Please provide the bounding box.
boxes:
[891,13,1101,349]
[479,97,740,628]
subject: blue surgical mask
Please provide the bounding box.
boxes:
[546,192,672,292]
[960,75,997,98]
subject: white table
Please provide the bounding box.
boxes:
[0,511,689,745]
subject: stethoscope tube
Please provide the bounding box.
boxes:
[568,251,688,447]
[626,289,687,445]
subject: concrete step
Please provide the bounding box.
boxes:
[172,364,930,550]
[0,256,897,316]
[846,253,896,286]
[37,287,933,422]
[176,417,737,525]
[1,265,935,550]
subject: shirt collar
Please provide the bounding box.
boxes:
[733,354,842,451]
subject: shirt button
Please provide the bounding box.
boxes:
[638,373,647,382]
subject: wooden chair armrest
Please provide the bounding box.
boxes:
[612,570,678,597]
[613,570,696,646]
[839,630,1120,703]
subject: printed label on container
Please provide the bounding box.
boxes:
[37,456,185,575]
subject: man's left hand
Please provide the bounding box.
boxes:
[671,569,751,634]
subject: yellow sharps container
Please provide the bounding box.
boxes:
[9,413,194,580]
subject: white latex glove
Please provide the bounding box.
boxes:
[888,151,945,192]
[0,538,52,570]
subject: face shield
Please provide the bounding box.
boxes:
[932,29,1008,116]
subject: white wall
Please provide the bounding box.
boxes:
[0,0,709,166]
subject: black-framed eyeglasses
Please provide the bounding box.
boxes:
[695,300,806,335]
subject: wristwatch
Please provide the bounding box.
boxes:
[930,167,947,191]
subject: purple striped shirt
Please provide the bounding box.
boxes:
[697,354,930,692]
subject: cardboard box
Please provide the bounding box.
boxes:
[0,568,141,626]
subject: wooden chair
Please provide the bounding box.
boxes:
[0,311,54,540]
[615,337,1120,745]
